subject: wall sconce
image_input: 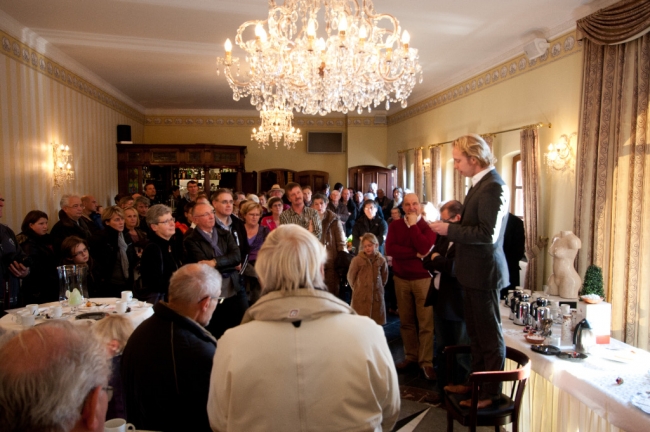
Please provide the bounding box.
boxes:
[423,158,431,167]
[544,133,575,172]
[52,142,74,189]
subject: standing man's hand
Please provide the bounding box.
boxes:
[429,221,449,236]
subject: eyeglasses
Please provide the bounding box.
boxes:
[103,386,113,402]
[72,247,89,257]
[66,204,82,209]
[216,200,234,205]
[194,211,215,218]
[154,217,175,225]
[199,296,225,305]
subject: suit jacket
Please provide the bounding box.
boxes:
[502,213,525,287]
[422,234,464,321]
[447,169,510,291]
[184,227,241,275]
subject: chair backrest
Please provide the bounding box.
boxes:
[505,346,531,422]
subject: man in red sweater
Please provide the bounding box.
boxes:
[385,193,437,380]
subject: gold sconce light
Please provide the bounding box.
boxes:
[52,142,74,189]
[544,133,575,172]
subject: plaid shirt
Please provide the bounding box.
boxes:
[279,206,322,240]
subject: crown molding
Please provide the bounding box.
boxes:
[388,30,581,126]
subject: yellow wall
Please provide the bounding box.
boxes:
[387,48,584,286]
[0,43,143,230]
[143,116,388,189]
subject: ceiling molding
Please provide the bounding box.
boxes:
[32,28,221,56]
[0,28,145,123]
[0,9,144,114]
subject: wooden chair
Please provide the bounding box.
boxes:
[443,345,531,432]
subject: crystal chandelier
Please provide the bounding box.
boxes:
[216,0,422,116]
[252,108,303,149]
[52,142,74,189]
[544,133,575,173]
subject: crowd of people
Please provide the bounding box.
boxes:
[0,133,525,430]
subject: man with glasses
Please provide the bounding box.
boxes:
[139,205,183,305]
[122,264,221,432]
[185,202,247,339]
[51,194,93,252]
[422,200,470,406]
[211,189,249,270]
[0,321,112,432]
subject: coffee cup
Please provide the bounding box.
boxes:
[104,418,135,432]
[50,305,63,318]
[115,301,127,314]
[20,312,35,327]
[26,304,39,315]
[121,291,133,303]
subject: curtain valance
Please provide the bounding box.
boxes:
[577,0,650,45]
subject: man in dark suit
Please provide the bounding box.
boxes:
[423,200,470,401]
[501,213,526,299]
[430,134,510,409]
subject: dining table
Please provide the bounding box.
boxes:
[0,297,154,333]
[501,299,650,432]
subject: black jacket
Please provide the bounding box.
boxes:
[1,223,27,312]
[140,233,183,295]
[352,215,388,254]
[50,210,92,252]
[89,227,135,296]
[502,213,526,288]
[423,234,465,321]
[17,231,58,304]
[184,226,241,274]
[121,302,216,432]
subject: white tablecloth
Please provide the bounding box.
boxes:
[501,302,650,432]
[0,297,154,333]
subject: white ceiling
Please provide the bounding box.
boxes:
[0,0,619,115]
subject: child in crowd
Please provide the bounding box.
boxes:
[347,233,389,325]
[92,315,134,421]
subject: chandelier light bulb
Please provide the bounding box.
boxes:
[401,30,410,44]
[255,24,267,42]
[224,39,232,53]
[339,14,348,33]
[307,19,316,38]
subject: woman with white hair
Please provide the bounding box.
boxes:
[207,225,400,432]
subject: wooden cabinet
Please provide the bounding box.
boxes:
[258,169,329,194]
[117,144,247,202]
[348,165,396,195]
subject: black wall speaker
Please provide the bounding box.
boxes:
[117,125,132,142]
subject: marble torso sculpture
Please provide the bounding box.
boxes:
[547,231,582,298]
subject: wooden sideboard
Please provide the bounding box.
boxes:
[117,144,247,201]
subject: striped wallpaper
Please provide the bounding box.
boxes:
[0,51,143,232]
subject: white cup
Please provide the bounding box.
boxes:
[115,300,127,314]
[50,306,63,318]
[26,304,39,315]
[104,418,135,432]
[121,291,133,302]
[20,312,35,327]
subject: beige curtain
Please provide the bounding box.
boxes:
[414,148,423,200]
[574,2,650,349]
[429,146,442,207]
[397,152,406,189]
[453,170,465,203]
[520,128,544,292]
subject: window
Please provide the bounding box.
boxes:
[511,154,524,218]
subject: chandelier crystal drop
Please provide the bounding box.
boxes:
[251,108,303,149]
[216,0,422,116]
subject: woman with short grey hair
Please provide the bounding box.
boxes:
[139,204,184,304]
[207,225,400,431]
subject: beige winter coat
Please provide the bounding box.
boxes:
[347,252,389,325]
[207,289,400,432]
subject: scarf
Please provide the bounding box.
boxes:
[198,227,223,258]
[117,231,130,279]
